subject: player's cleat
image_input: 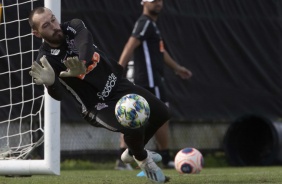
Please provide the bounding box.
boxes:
[121,148,162,164]
[114,159,133,170]
[134,155,168,183]
[136,171,146,177]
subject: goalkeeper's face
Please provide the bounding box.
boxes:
[32,9,65,47]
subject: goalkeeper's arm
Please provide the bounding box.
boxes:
[67,19,100,78]
[30,56,66,101]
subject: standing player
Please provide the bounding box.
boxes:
[118,0,192,169]
[28,7,170,183]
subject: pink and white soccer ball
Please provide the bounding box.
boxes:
[174,147,204,174]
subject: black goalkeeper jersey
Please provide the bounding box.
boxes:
[36,19,123,112]
[131,14,165,88]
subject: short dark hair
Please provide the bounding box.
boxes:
[28,7,46,29]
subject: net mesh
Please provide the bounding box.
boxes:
[0,0,44,159]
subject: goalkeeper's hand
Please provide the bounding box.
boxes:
[59,56,86,78]
[29,55,55,86]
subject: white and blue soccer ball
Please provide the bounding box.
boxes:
[115,94,150,129]
[174,147,204,174]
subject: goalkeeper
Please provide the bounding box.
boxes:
[28,7,169,183]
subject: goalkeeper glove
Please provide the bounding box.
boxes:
[29,55,55,86]
[59,56,87,78]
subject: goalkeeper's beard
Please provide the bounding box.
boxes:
[45,30,65,45]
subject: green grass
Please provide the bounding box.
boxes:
[1,167,282,184]
[0,154,280,184]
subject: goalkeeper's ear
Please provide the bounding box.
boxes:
[32,29,42,38]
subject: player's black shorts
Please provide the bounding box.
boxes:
[142,84,168,104]
[134,77,168,104]
[82,78,170,134]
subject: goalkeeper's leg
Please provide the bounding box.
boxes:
[83,78,170,166]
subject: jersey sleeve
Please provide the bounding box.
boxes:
[131,19,152,41]
[66,19,96,67]
[46,77,65,101]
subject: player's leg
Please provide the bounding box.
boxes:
[116,134,162,168]
[119,82,171,146]
[84,99,149,161]
[111,79,170,147]
[155,121,169,150]
[144,85,175,168]
[114,134,133,170]
[85,79,168,182]
[121,119,168,183]
[142,94,170,146]
[119,134,127,149]
[115,79,169,182]
[155,120,175,168]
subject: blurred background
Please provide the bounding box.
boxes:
[1,0,282,167]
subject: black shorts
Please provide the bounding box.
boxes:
[83,79,170,133]
[143,85,168,104]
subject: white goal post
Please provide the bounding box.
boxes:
[0,0,60,175]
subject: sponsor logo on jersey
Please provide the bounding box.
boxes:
[95,103,108,110]
[97,73,117,100]
[51,49,60,55]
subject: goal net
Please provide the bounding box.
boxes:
[0,0,60,175]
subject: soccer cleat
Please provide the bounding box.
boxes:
[136,171,146,177]
[134,155,168,183]
[121,148,162,164]
[114,159,133,170]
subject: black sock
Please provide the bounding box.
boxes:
[158,149,171,165]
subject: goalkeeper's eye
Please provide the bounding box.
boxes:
[51,15,57,23]
[42,23,49,29]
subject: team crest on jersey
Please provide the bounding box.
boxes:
[51,49,60,55]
